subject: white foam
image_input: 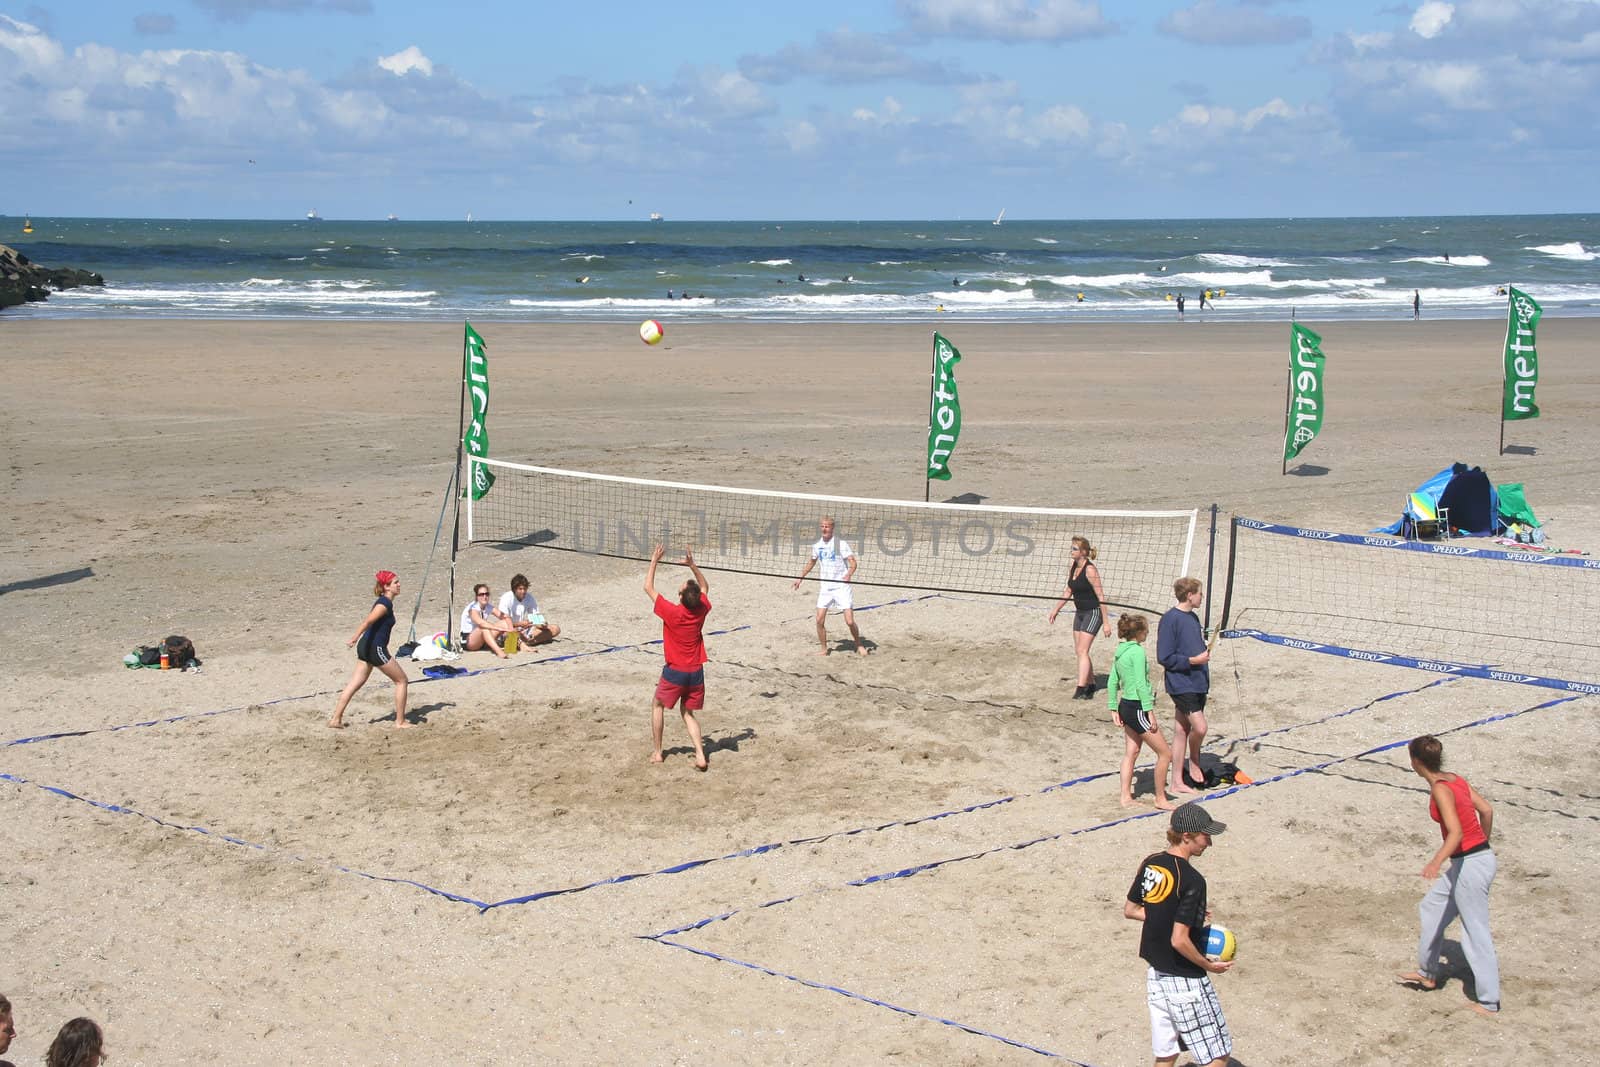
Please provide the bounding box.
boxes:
[563,253,605,261]
[1527,242,1596,261]
[751,259,793,266]
[1197,252,1294,268]
[1033,237,1059,245]
[1396,254,1490,266]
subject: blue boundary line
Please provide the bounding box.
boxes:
[1224,628,1600,694]
[642,690,1582,1063]
[0,770,489,907]
[1237,517,1598,570]
[642,936,1084,1062]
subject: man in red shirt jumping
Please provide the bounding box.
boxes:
[645,543,712,771]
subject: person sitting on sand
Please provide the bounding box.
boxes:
[46,1017,105,1067]
[460,583,515,658]
[499,573,560,647]
[1107,614,1176,810]
[645,543,711,772]
[329,570,411,729]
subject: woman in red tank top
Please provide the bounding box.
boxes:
[1397,734,1500,1015]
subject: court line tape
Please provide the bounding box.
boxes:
[642,936,1086,1063]
[0,770,489,908]
[1224,628,1600,694]
[3,594,935,751]
[642,691,1582,1062]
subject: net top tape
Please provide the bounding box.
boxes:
[1236,518,1598,570]
[474,457,1197,521]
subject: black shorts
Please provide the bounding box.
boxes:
[1118,698,1154,734]
[1171,691,1208,715]
[356,638,391,667]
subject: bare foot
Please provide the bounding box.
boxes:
[649,752,665,764]
[814,648,830,656]
[1469,1003,1500,1018]
[856,644,869,657]
[1154,797,1177,811]
[326,719,346,729]
[1172,782,1196,795]
[1120,795,1137,807]
[694,755,709,772]
[1396,972,1438,990]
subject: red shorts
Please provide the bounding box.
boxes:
[655,665,705,711]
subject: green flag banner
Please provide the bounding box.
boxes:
[1501,287,1542,422]
[1284,322,1326,462]
[926,332,963,481]
[463,322,495,499]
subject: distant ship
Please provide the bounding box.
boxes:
[993,207,1005,226]
[649,212,663,222]
[386,213,398,222]
[306,209,321,221]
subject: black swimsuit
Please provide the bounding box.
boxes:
[356,596,395,666]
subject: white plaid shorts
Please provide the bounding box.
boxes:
[1146,967,1232,1062]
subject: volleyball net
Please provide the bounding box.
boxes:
[467,457,1199,613]
[1220,518,1600,684]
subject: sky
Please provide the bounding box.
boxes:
[1,0,1597,220]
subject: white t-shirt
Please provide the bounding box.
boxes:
[811,537,856,584]
[460,600,495,634]
[499,589,543,625]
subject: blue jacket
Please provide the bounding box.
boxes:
[1156,607,1209,695]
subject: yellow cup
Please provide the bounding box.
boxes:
[503,630,519,654]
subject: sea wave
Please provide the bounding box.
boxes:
[1527,242,1596,261]
[1396,254,1490,266]
[1196,252,1294,267]
[751,259,793,266]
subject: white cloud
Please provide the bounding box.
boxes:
[0,15,66,69]
[1415,61,1484,105]
[1410,2,1454,39]
[897,0,1116,41]
[1158,1,1313,46]
[377,46,432,78]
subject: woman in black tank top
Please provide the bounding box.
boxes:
[1048,536,1114,699]
[329,570,414,730]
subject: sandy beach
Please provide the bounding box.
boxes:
[1,317,1597,1065]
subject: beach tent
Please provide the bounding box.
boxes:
[1376,463,1502,538]
[1497,482,1541,529]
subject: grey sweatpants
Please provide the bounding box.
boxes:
[1417,848,1499,1009]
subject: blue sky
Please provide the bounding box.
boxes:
[2,0,1596,220]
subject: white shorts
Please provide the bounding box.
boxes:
[1146,968,1231,1062]
[816,583,854,612]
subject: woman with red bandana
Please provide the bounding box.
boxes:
[329,569,412,729]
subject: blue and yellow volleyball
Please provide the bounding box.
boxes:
[639,319,664,345]
[431,631,449,649]
[1203,924,1237,963]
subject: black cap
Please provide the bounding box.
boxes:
[1171,802,1226,836]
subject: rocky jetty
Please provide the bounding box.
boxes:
[0,243,104,311]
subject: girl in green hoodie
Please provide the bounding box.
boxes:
[1106,614,1176,809]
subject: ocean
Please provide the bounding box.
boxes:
[5,214,1597,323]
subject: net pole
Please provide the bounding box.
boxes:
[1217,515,1240,635]
[1203,503,1218,636]
[445,323,471,651]
[1280,357,1291,477]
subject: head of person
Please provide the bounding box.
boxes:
[0,992,14,1055]
[679,578,703,612]
[1117,613,1148,642]
[45,1017,103,1067]
[1071,535,1096,561]
[374,570,399,597]
[1165,802,1226,851]
[510,573,530,597]
[1172,577,1202,607]
[1409,734,1444,774]
[819,515,835,541]
[473,583,491,602]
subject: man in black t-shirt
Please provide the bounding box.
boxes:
[1124,803,1234,1067]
